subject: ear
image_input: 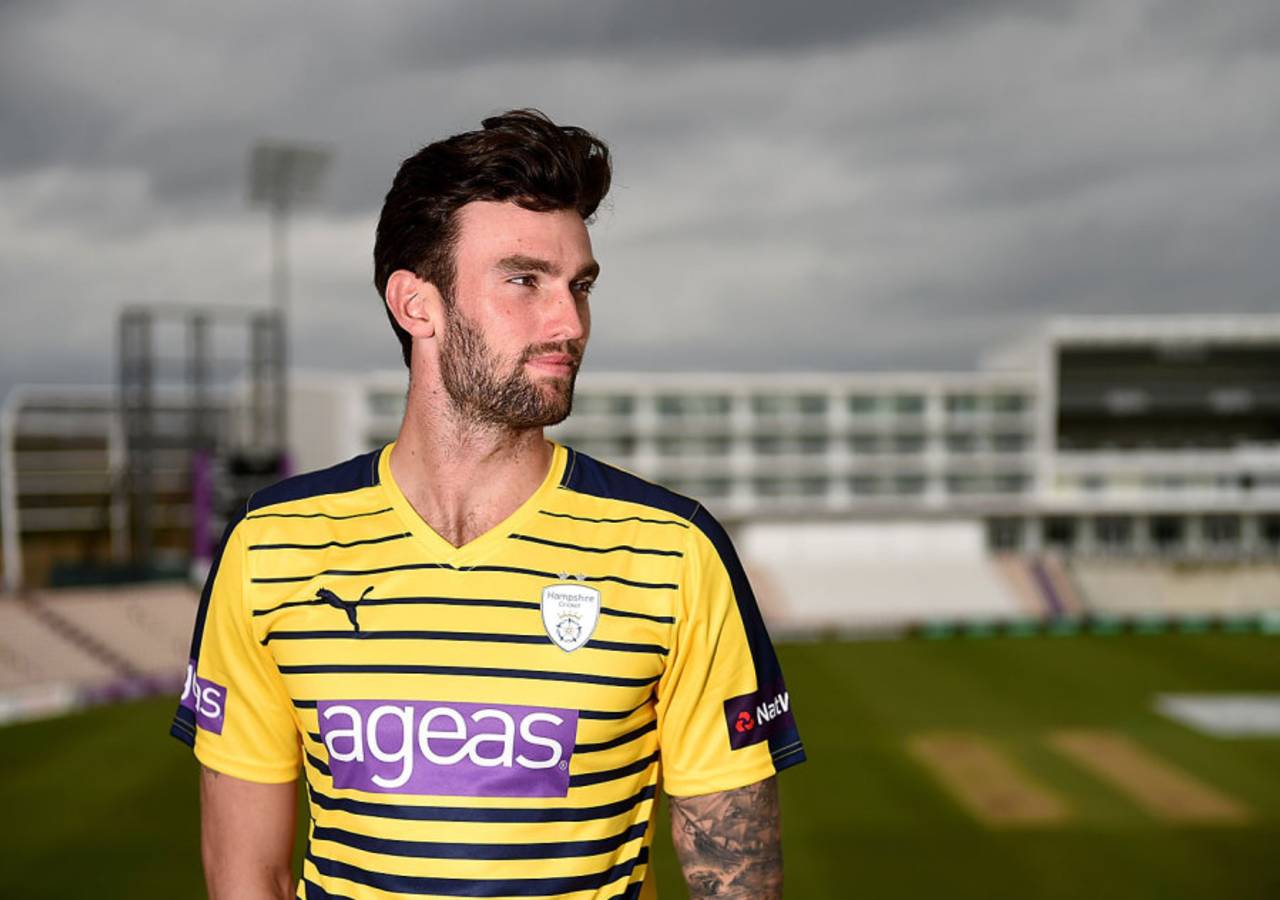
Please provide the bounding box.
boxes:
[385,269,443,341]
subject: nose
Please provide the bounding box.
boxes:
[546,283,588,343]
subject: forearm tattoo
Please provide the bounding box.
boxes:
[669,776,782,898]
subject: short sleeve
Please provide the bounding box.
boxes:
[169,509,302,782]
[655,509,805,797]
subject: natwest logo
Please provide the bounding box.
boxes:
[723,682,795,751]
[180,659,227,735]
[318,699,578,797]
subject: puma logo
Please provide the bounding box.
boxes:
[315,585,373,632]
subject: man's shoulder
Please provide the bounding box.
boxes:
[559,445,699,521]
[557,445,733,549]
[244,445,385,517]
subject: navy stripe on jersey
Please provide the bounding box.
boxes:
[247,532,411,551]
[576,720,657,754]
[579,700,652,721]
[304,878,354,900]
[560,447,806,771]
[254,594,541,618]
[305,845,648,897]
[305,783,658,824]
[600,606,675,625]
[170,498,249,747]
[260,628,667,655]
[247,445,383,513]
[293,697,650,720]
[538,509,689,528]
[306,751,332,777]
[508,533,683,558]
[248,506,393,521]
[312,822,648,860]
[252,562,678,591]
[277,662,659,689]
[608,881,645,900]
[569,751,659,787]
[253,594,673,629]
[171,447,388,749]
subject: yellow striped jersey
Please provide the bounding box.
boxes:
[171,439,805,900]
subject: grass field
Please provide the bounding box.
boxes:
[2,632,1278,898]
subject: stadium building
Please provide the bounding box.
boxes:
[2,314,1279,673]
[279,315,1280,554]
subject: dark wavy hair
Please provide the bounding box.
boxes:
[373,108,612,368]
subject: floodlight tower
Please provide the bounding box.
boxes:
[247,141,332,458]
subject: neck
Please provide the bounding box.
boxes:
[389,376,554,549]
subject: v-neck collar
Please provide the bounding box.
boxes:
[377,438,567,566]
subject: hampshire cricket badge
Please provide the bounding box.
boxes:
[541,581,601,652]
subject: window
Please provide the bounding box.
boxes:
[849,475,881,496]
[753,477,828,498]
[946,394,979,413]
[987,518,1023,551]
[991,393,1027,414]
[801,476,829,496]
[1150,516,1184,550]
[574,394,634,416]
[946,433,977,453]
[893,474,927,495]
[751,395,785,415]
[892,433,925,454]
[657,435,729,456]
[1203,515,1241,545]
[571,436,637,458]
[656,394,730,417]
[1261,516,1280,548]
[848,394,879,415]
[751,393,826,416]
[993,473,1029,493]
[669,477,731,498]
[893,394,925,415]
[1095,516,1133,548]
[1044,517,1076,549]
[754,477,785,497]
[992,433,1027,453]
[849,434,880,454]
[751,435,826,456]
[368,391,405,417]
[797,394,828,415]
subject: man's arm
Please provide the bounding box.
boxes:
[200,765,298,900]
[668,776,782,899]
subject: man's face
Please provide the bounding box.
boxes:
[436,201,597,430]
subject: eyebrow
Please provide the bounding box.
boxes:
[496,254,600,281]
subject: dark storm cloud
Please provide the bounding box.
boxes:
[1,0,1279,405]
[0,0,1063,202]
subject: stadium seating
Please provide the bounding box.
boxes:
[34,584,197,677]
[1068,560,1280,616]
[739,521,1025,631]
[0,601,117,689]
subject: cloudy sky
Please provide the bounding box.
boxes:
[2,0,1277,400]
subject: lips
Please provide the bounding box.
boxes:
[525,353,578,374]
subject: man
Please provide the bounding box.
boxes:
[172,109,805,900]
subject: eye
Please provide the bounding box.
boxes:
[573,280,596,295]
[508,274,537,287]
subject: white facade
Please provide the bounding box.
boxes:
[284,315,1280,557]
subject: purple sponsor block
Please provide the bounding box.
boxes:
[180,659,227,735]
[318,699,578,797]
[722,681,795,751]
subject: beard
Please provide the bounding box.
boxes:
[437,305,582,430]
